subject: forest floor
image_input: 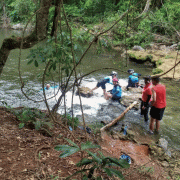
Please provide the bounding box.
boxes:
[0,107,180,180]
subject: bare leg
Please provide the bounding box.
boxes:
[105,92,112,100]
[149,117,155,132]
[156,120,160,132]
[103,89,106,95]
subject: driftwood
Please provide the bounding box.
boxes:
[100,101,138,132]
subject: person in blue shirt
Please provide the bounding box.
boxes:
[41,84,59,91]
[126,69,141,90]
[105,77,122,101]
[89,71,117,95]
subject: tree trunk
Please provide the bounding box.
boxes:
[0,0,53,75]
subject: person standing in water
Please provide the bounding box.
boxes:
[89,71,117,95]
[149,76,166,134]
[141,76,152,123]
[105,77,122,101]
[126,69,141,89]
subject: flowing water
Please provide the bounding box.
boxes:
[0,28,180,151]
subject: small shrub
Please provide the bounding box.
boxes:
[89,122,104,135]
[14,107,51,130]
[62,114,79,129]
[156,59,163,66]
[152,68,163,75]
[55,138,129,179]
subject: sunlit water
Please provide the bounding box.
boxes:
[0,28,180,151]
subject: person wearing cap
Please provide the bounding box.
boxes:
[126,69,141,90]
[141,76,152,123]
[149,76,166,134]
[105,77,122,101]
[46,84,51,90]
[89,71,117,95]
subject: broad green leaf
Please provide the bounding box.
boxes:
[64,138,79,148]
[98,151,106,159]
[108,168,124,179]
[76,158,94,167]
[81,141,100,150]
[19,123,24,129]
[34,60,39,67]
[54,145,73,151]
[27,59,33,65]
[86,150,102,164]
[103,168,112,177]
[59,147,79,158]
[106,157,130,168]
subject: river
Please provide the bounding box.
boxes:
[0,28,180,151]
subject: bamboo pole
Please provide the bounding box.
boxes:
[100,101,138,132]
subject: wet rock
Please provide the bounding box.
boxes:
[161,161,169,167]
[132,45,144,51]
[157,138,168,150]
[127,129,135,139]
[76,86,93,97]
[127,87,142,94]
[121,94,141,109]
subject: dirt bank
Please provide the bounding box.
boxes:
[0,107,180,179]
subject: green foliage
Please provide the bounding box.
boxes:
[27,32,82,77]
[156,59,163,66]
[152,68,163,75]
[89,122,104,135]
[8,0,36,22]
[14,107,52,130]
[55,139,129,179]
[62,114,79,129]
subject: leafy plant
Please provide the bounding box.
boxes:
[14,107,52,130]
[156,59,163,66]
[152,68,163,75]
[62,114,80,129]
[89,122,104,135]
[55,138,129,179]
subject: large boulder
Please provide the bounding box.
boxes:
[121,94,141,109]
[121,87,142,109]
[76,86,93,98]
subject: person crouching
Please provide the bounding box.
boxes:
[105,78,122,101]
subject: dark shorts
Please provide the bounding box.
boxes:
[97,79,108,89]
[112,96,121,101]
[150,106,165,120]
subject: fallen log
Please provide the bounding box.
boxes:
[100,101,138,132]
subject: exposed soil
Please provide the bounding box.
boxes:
[0,107,177,180]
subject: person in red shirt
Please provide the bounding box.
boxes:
[141,76,152,123]
[149,76,166,134]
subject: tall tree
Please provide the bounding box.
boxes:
[0,0,53,75]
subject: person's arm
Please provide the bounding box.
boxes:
[151,88,156,106]
[143,95,151,107]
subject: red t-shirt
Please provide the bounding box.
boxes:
[152,84,166,108]
[142,83,152,102]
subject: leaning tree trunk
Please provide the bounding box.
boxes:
[0,0,53,75]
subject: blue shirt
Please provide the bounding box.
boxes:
[128,75,139,87]
[112,85,122,98]
[104,76,113,85]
